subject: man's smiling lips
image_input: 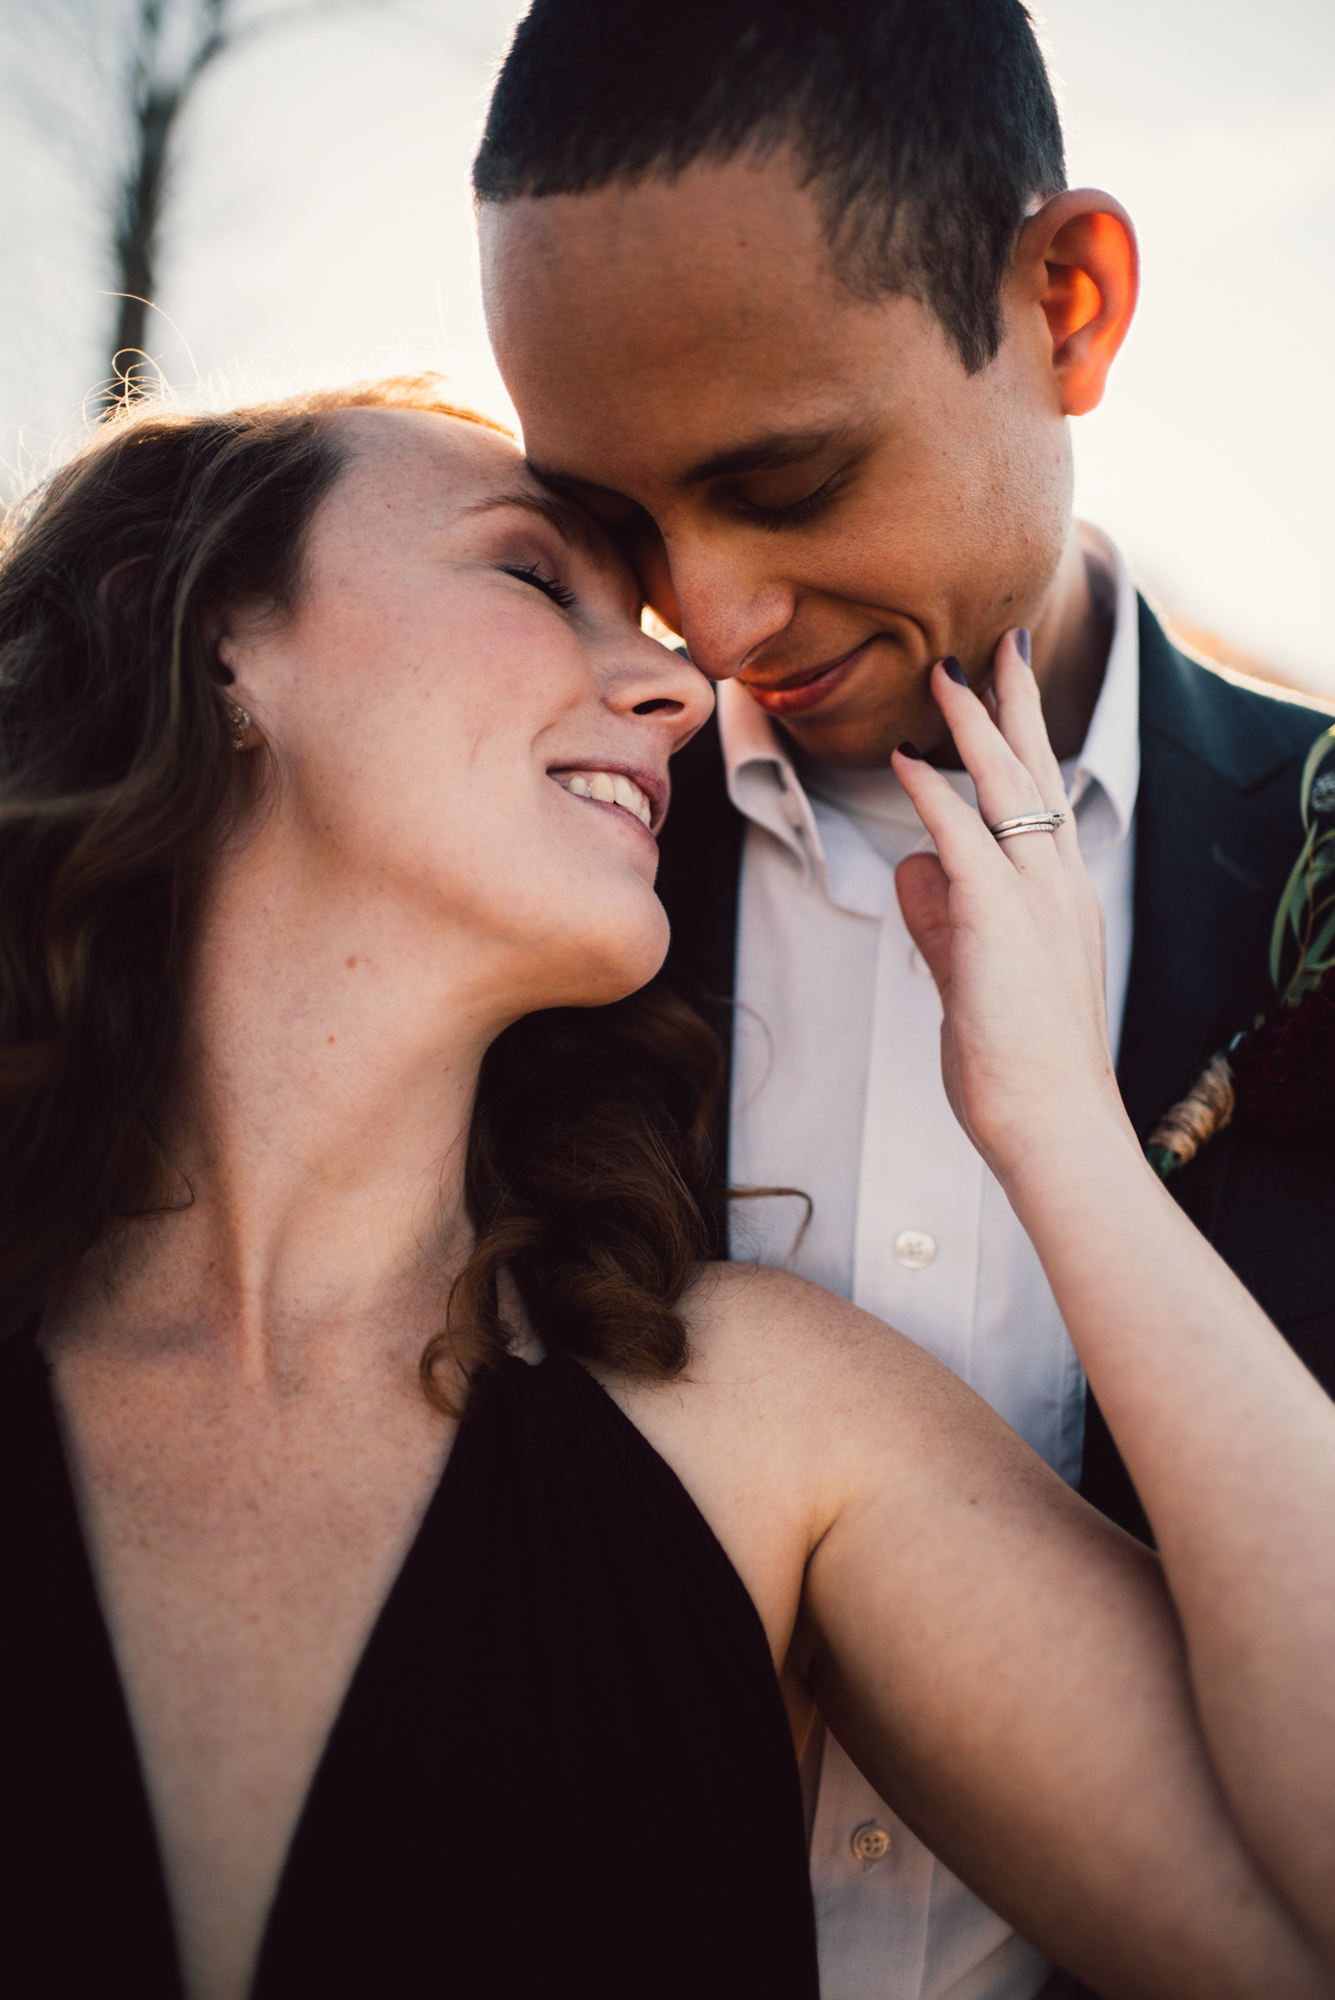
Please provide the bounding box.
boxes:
[740,638,874,716]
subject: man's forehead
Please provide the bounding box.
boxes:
[479,161,878,409]
[481,151,834,300]
[481,162,964,511]
[486,249,935,483]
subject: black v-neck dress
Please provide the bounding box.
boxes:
[1,1332,819,1998]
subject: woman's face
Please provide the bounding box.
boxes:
[221,408,713,1021]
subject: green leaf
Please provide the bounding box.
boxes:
[1296,902,1335,989]
[1299,725,1335,830]
[1270,828,1317,989]
[1302,890,1335,948]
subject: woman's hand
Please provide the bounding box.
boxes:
[898,636,1335,1975]
[891,634,1128,1179]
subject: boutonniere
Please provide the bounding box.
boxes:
[1148,723,1335,1177]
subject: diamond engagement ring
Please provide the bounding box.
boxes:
[989,810,1067,840]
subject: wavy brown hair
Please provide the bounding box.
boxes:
[0,376,722,1401]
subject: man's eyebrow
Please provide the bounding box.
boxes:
[677,426,852,486]
[526,426,859,502]
[461,488,615,568]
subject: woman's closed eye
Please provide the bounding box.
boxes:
[500,561,577,610]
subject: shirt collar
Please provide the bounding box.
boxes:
[1060,526,1140,853]
[717,526,1142,891]
[717,671,828,886]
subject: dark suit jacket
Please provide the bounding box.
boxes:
[654,598,1335,1541]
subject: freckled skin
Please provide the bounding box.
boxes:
[30,398,1335,2000]
[38,410,715,2000]
[479,152,1137,766]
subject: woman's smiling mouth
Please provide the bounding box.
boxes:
[552,766,658,831]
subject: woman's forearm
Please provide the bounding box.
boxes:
[890,648,1335,1963]
[999,1110,1335,1963]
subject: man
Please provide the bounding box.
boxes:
[472,4,1335,1995]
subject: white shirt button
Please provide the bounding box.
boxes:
[894,1229,936,1269]
[851,1822,892,1863]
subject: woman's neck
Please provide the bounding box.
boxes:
[53,836,505,1386]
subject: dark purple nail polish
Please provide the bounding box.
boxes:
[1015,627,1031,665]
[896,740,923,760]
[943,656,968,686]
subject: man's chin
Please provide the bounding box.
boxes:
[774,704,949,772]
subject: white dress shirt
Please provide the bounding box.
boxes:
[723,531,1140,2000]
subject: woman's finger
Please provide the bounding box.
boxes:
[890,740,1015,887]
[989,631,1079,862]
[983,640,1098,1025]
[928,658,1064,874]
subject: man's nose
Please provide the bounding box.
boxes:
[666,537,795,682]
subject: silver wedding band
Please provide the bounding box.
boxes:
[989,809,1067,841]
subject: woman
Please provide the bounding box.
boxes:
[2,376,1333,2000]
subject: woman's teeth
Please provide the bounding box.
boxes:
[564,771,653,828]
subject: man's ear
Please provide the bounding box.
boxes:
[1018,190,1139,417]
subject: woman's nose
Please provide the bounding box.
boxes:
[617,632,716,746]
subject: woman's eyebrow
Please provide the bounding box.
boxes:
[461,488,616,569]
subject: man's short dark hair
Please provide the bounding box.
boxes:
[474,0,1066,374]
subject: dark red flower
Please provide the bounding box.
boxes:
[1231,965,1335,1141]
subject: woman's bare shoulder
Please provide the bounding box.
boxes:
[682,1259,953,1386]
[675,1259,1006,1457]
[682,1258,880,1344]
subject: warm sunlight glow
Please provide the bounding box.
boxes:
[0,0,1330,689]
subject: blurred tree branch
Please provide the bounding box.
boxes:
[108,0,227,401]
[103,0,395,409]
[0,0,517,422]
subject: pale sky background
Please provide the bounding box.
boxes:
[1,0,1332,688]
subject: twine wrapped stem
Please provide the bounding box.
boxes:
[1147,1053,1236,1178]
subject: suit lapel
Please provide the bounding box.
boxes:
[1116,602,1321,1137]
[1093,607,1333,1537]
[654,708,744,1018]
[653,707,746,1246]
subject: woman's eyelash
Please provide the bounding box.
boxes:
[500,562,577,609]
[735,474,844,532]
